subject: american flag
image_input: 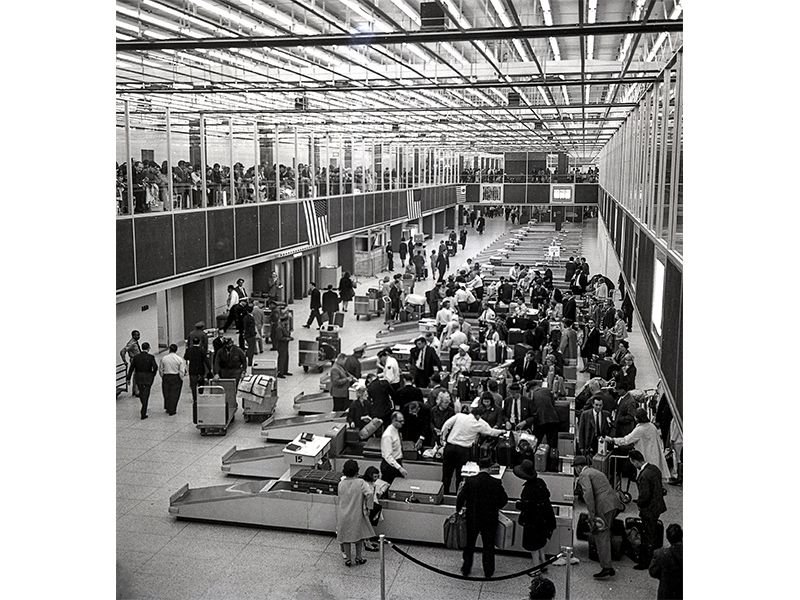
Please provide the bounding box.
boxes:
[455,185,467,203]
[302,198,331,245]
[406,189,421,220]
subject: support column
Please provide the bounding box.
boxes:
[390,223,403,251]
[338,238,355,275]
[444,206,456,229]
[422,214,434,238]
[434,210,446,234]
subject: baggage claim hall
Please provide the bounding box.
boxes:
[115,1,683,599]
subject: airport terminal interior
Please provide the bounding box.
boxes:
[116,1,683,599]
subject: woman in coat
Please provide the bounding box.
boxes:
[336,459,376,566]
[610,310,628,351]
[514,460,557,570]
[605,409,670,480]
[330,353,356,412]
[479,392,504,429]
[338,272,356,312]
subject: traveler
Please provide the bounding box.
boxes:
[331,354,357,412]
[479,392,504,428]
[456,456,508,577]
[120,329,142,397]
[303,282,324,329]
[410,335,442,388]
[347,381,373,430]
[322,284,340,324]
[398,236,408,267]
[184,337,212,423]
[336,459,375,567]
[402,401,432,448]
[339,272,356,312]
[344,344,365,380]
[159,344,186,416]
[614,354,637,391]
[573,455,624,579]
[242,305,258,366]
[649,524,683,599]
[274,312,293,378]
[185,322,208,355]
[385,242,394,271]
[379,411,408,484]
[234,278,248,302]
[251,303,265,354]
[529,380,560,448]
[213,337,247,386]
[577,397,611,456]
[394,373,424,412]
[628,450,667,570]
[126,341,157,419]
[514,460,557,573]
[440,406,505,494]
[450,343,472,380]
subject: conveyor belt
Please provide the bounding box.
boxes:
[261,412,346,442]
[221,445,288,478]
[293,391,333,415]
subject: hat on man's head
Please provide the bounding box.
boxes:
[459,343,470,352]
[414,336,427,344]
[572,456,589,467]
[352,344,367,354]
[513,460,538,481]
[194,321,206,328]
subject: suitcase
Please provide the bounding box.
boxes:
[508,328,525,345]
[363,438,382,458]
[557,432,575,456]
[236,374,278,417]
[495,512,514,549]
[333,311,345,328]
[496,434,519,467]
[402,441,419,460]
[216,314,228,330]
[387,478,443,505]
[534,443,549,473]
[547,446,559,472]
[359,418,383,440]
[290,468,343,495]
[624,517,665,562]
[592,452,611,479]
[486,340,497,362]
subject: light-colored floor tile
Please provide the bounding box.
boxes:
[170,521,260,545]
[117,482,160,501]
[116,513,188,537]
[249,529,336,552]
[157,535,248,561]
[117,531,173,555]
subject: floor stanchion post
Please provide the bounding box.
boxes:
[380,534,386,600]
[562,546,573,600]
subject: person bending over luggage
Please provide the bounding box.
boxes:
[402,401,432,449]
[331,354,357,412]
[440,405,505,494]
[573,455,625,580]
[527,380,560,450]
[456,456,508,578]
[649,524,683,600]
[336,459,375,567]
[379,412,408,484]
[367,373,394,430]
[347,382,373,430]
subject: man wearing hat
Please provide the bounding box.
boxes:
[213,337,247,386]
[410,335,442,388]
[186,322,208,355]
[456,455,509,578]
[573,455,624,579]
[184,337,212,423]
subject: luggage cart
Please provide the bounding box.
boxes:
[238,375,278,423]
[353,295,381,321]
[299,339,324,373]
[196,384,237,436]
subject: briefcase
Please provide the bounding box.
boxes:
[363,438,382,458]
[333,311,345,328]
[534,443,549,473]
[290,468,343,495]
[387,478,443,505]
[402,441,419,460]
[495,512,514,549]
[592,452,612,478]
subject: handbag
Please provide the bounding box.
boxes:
[443,512,468,550]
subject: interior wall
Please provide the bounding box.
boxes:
[318,242,338,269]
[166,287,185,345]
[212,266,253,314]
[117,294,158,361]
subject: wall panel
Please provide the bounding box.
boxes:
[341,195,354,232]
[260,204,280,252]
[117,219,136,289]
[354,194,365,230]
[526,184,549,204]
[207,209,234,266]
[134,215,174,283]
[174,212,207,274]
[234,206,259,259]
[279,203,299,247]
[328,196,342,236]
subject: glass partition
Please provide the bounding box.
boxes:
[231,119,256,205]
[127,111,169,214]
[203,118,231,207]
[116,100,130,216]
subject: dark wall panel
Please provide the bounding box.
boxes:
[298,202,309,244]
[174,212,207,274]
[636,234,655,331]
[280,203,299,247]
[207,209,235,266]
[365,193,375,226]
[354,194,365,230]
[504,184,526,204]
[117,219,136,289]
[466,184,480,203]
[660,259,683,410]
[329,196,342,236]
[260,204,280,252]
[614,206,623,257]
[623,217,634,279]
[575,184,599,204]
[235,206,259,259]
[675,327,683,419]
[526,184,549,204]
[373,192,384,223]
[135,215,174,283]
[341,195,354,232]
[393,191,403,220]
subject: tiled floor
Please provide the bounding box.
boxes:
[117,216,682,599]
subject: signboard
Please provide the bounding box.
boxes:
[547,245,561,259]
[480,183,503,204]
[550,183,575,204]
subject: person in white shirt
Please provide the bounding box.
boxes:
[436,301,454,335]
[466,272,484,299]
[454,285,473,307]
[458,316,474,342]
[595,278,609,301]
[159,344,187,416]
[450,343,472,379]
[380,411,408,483]
[440,405,505,493]
[378,348,401,389]
[461,258,474,273]
[226,285,240,310]
[508,263,521,280]
[478,302,496,326]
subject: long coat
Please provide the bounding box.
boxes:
[614,423,670,479]
[517,478,557,551]
[336,477,376,543]
[649,543,683,600]
[339,276,355,302]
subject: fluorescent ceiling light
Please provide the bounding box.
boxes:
[116,19,140,33]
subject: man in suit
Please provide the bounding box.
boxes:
[456,457,509,578]
[564,257,577,282]
[303,282,324,329]
[577,397,611,456]
[580,257,590,275]
[242,305,258,366]
[126,342,158,419]
[529,380,560,448]
[573,455,625,579]
[498,276,514,304]
[649,524,683,600]
[572,270,588,295]
[612,391,638,439]
[629,450,667,570]
[367,374,395,429]
[562,290,577,322]
[512,348,539,382]
[274,312,293,378]
[184,337,212,424]
[398,237,408,267]
[234,278,248,302]
[409,336,442,388]
[601,299,617,331]
[622,291,635,333]
[580,319,602,374]
[321,284,340,324]
[502,382,534,431]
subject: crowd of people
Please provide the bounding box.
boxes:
[459,166,599,184]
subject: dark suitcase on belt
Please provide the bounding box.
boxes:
[290,468,343,495]
[554,400,572,432]
[624,517,665,562]
[402,440,419,460]
[363,438,382,458]
[496,434,519,467]
[387,478,443,505]
[508,328,524,345]
[534,443,549,473]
